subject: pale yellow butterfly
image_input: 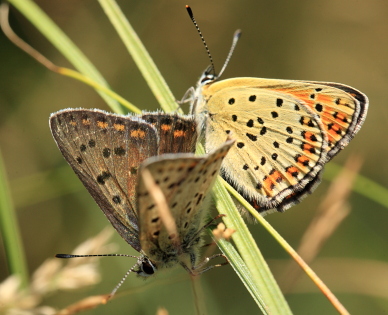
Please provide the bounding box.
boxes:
[186,6,368,215]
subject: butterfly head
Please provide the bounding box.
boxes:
[135,254,158,277]
[198,65,218,86]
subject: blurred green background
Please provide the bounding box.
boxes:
[1,0,387,314]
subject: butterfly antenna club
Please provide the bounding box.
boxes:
[55,253,139,259]
[186,5,216,76]
[218,29,242,78]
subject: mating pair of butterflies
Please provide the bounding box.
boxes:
[51,109,233,280]
[50,69,368,283]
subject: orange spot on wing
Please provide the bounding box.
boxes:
[173,130,185,138]
[300,117,311,126]
[303,131,315,141]
[271,88,340,114]
[97,121,108,129]
[320,117,342,143]
[287,166,298,173]
[284,167,299,184]
[263,170,283,194]
[262,178,274,195]
[328,129,341,141]
[130,129,146,138]
[271,170,283,182]
[114,123,125,131]
[82,119,91,126]
[331,124,341,133]
[297,155,309,166]
[302,143,315,154]
[161,124,172,131]
[335,112,346,122]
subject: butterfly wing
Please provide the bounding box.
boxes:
[298,80,368,159]
[137,138,234,266]
[141,112,198,154]
[50,109,159,251]
[198,80,329,212]
[203,78,368,159]
[197,78,367,212]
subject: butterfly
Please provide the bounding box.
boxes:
[50,108,233,295]
[188,38,368,215]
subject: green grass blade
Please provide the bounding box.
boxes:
[226,180,350,314]
[8,0,124,114]
[98,0,178,113]
[216,237,268,313]
[213,178,292,314]
[198,144,292,314]
[0,149,29,288]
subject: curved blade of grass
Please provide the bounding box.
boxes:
[7,0,124,114]
[190,236,266,314]
[0,149,29,288]
[1,3,139,113]
[215,237,268,313]
[197,144,292,314]
[226,181,350,315]
[98,0,178,113]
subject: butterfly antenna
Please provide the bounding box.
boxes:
[56,253,138,259]
[56,253,140,299]
[218,29,242,78]
[109,264,138,298]
[186,5,216,76]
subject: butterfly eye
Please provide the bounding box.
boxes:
[137,260,157,277]
[198,65,218,85]
[200,73,216,84]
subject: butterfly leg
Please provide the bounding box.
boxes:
[192,253,229,275]
[177,86,195,105]
[201,241,217,248]
[186,214,226,248]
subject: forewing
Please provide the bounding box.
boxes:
[194,77,367,214]
[50,109,159,251]
[206,78,368,159]
[204,84,327,212]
